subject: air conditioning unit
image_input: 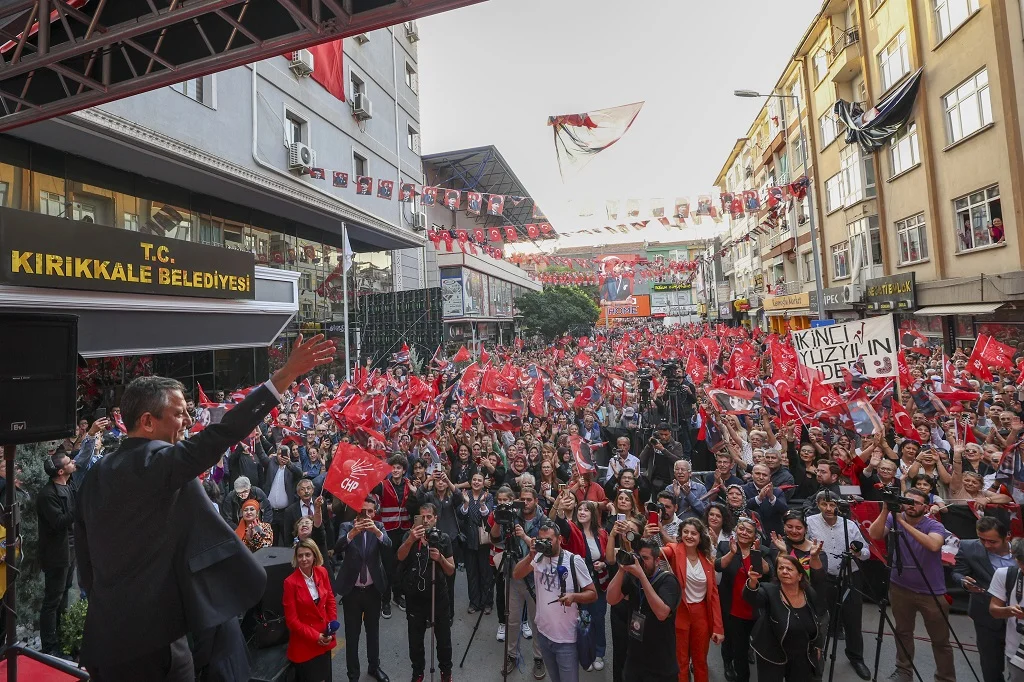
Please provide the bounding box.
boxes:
[413,212,427,230]
[354,33,370,44]
[405,21,420,42]
[288,142,316,173]
[352,92,373,120]
[289,49,314,77]
[842,283,863,303]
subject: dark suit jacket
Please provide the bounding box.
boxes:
[334,520,390,598]
[744,573,827,670]
[75,385,279,667]
[262,458,304,510]
[36,479,77,570]
[953,538,1007,630]
[281,499,333,551]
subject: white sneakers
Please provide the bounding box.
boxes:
[496,624,506,642]
[521,622,533,639]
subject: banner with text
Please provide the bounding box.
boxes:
[791,314,897,384]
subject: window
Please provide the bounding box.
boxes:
[802,252,814,282]
[954,185,1002,252]
[849,215,883,268]
[72,202,96,222]
[405,63,418,93]
[840,145,876,206]
[353,152,367,178]
[944,68,992,144]
[813,38,830,82]
[285,109,308,146]
[350,72,365,101]
[300,302,314,319]
[170,75,215,108]
[878,31,910,92]
[299,273,313,290]
[889,122,920,176]
[819,112,838,148]
[39,191,64,217]
[197,218,221,245]
[832,241,850,279]
[407,126,420,153]
[935,0,979,41]
[896,213,928,264]
[790,133,804,171]
[124,213,139,231]
[825,174,843,213]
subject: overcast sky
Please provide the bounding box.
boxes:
[417,0,821,249]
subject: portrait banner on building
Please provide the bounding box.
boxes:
[791,314,897,384]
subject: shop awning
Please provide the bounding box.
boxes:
[765,308,811,317]
[914,303,1005,316]
[746,307,762,316]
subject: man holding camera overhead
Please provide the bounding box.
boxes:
[514,519,597,682]
[639,422,684,492]
[396,503,455,682]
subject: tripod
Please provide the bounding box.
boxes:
[459,525,515,670]
[820,499,857,682]
[429,561,436,682]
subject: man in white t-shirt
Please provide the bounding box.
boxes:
[988,537,1024,682]
[513,520,597,682]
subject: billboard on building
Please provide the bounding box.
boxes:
[596,254,641,304]
[602,294,651,318]
[440,276,464,317]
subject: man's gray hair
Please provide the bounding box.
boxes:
[674,459,692,472]
[1012,537,1024,562]
[234,476,252,492]
[120,375,186,431]
[814,489,838,505]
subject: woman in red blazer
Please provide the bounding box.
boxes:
[282,538,337,681]
[660,518,725,682]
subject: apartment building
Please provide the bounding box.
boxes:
[717,0,1024,350]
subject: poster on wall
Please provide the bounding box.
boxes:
[791,314,897,383]
[597,255,640,304]
[440,277,464,318]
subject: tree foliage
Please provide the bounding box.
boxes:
[515,286,600,341]
[14,440,50,627]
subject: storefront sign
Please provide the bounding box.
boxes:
[0,208,255,299]
[650,282,692,292]
[821,286,853,311]
[754,273,764,291]
[763,292,810,311]
[733,298,750,312]
[718,304,732,318]
[865,273,916,312]
[603,294,651,318]
[440,276,464,318]
[791,314,897,384]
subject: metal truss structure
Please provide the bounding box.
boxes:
[0,0,483,132]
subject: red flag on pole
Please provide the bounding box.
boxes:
[849,501,889,564]
[452,346,471,363]
[323,442,393,510]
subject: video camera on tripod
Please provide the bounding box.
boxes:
[877,484,917,512]
[662,361,680,392]
[637,368,653,405]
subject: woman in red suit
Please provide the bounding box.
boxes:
[283,538,337,681]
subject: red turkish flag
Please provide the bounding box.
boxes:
[539,223,554,235]
[480,348,490,365]
[452,345,471,363]
[324,442,392,510]
[569,435,597,474]
[849,501,889,564]
[621,357,638,373]
[525,224,540,239]
[472,227,486,243]
[966,341,994,381]
[573,350,592,370]
[504,226,518,242]
[530,379,547,418]
[686,354,707,385]
[977,334,1017,370]
[488,227,503,242]
[891,400,920,441]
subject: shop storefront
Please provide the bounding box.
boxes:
[763,291,817,334]
[821,286,859,322]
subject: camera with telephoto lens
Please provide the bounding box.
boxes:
[425,526,442,548]
[616,548,637,566]
[663,362,680,390]
[879,484,916,512]
[493,501,524,528]
[534,538,555,557]
[646,501,664,513]
[637,368,653,404]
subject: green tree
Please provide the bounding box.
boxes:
[516,286,600,341]
[12,440,50,627]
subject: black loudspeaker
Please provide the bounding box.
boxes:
[0,313,78,445]
[253,546,293,616]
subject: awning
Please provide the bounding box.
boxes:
[746,307,762,316]
[765,308,812,317]
[914,303,1005,316]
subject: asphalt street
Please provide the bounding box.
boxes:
[328,569,987,682]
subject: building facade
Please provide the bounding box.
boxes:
[0,25,426,409]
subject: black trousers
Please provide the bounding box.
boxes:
[382,529,405,603]
[464,546,494,611]
[193,617,250,682]
[406,596,452,675]
[755,653,816,682]
[88,635,193,682]
[611,604,629,682]
[975,621,1007,682]
[622,663,677,682]
[39,560,74,654]
[271,511,289,547]
[293,652,332,682]
[495,566,507,625]
[823,572,864,663]
[342,586,383,679]
[724,616,756,682]
[445,572,456,623]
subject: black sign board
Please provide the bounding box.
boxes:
[0,208,255,300]
[821,286,853,311]
[865,273,916,312]
[650,282,692,292]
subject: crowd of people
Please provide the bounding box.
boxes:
[33,320,1024,682]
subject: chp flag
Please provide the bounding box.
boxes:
[791,314,897,385]
[323,441,393,510]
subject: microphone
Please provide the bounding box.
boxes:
[323,620,340,638]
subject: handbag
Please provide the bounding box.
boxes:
[252,609,288,649]
[478,523,492,546]
[566,554,597,669]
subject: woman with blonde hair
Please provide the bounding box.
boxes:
[282,538,337,681]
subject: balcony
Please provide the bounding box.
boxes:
[829,28,862,83]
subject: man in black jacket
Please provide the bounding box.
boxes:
[36,451,78,656]
[75,334,334,682]
[639,422,684,491]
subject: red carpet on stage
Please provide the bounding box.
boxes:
[0,657,83,681]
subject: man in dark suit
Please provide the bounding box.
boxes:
[335,496,391,682]
[953,516,1014,682]
[36,451,78,656]
[74,334,335,682]
[264,444,304,545]
[281,478,327,546]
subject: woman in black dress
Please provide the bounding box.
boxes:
[743,552,827,681]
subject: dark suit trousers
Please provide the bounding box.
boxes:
[39,558,74,654]
[464,545,493,610]
[975,621,1006,682]
[383,529,405,603]
[343,585,383,679]
[823,572,864,663]
[407,596,452,675]
[88,636,192,682]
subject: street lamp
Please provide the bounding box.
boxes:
[734,89,826,320]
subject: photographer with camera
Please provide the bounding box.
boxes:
[640,423,684,492]
[606,537,682,682]
[503,486,548,679]
[986,537,1024,682]
[868,487,954,682]
[396,503,456,682]
[513,519,597,682]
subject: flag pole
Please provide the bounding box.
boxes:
[342,221,352,382]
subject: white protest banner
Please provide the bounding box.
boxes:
[791,315,897,384]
